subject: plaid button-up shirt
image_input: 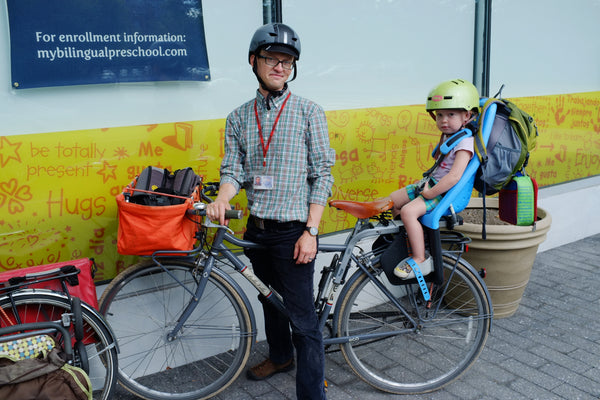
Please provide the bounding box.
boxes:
[220,88,335,222]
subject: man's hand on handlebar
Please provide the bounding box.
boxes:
[206,198,233,226]
[204,182,238,225]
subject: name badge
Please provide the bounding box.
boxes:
[253,175,274,190]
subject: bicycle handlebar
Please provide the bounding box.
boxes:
[187,202,243,220]
[192,182,244,220]
[201,182,220,203]
[225,209,243,220]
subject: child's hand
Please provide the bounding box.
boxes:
[414,177,429,196]
[421,186,434,199]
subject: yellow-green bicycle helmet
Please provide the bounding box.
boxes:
[426,79,480,112]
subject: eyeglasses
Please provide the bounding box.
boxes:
[257,55,294,70]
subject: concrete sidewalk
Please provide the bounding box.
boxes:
[114,234,600,400]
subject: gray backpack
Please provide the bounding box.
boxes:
[131,166,201,206]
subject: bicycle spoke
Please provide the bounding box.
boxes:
[337,256,491,394]
[99,260,252,400]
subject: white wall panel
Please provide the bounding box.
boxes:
[490,0,600,97]
[284,0,475,109]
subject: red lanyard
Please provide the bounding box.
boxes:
[254,92,291,167]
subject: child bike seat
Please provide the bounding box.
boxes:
[420,99,497,230]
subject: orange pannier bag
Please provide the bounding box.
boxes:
[115,188,200,256]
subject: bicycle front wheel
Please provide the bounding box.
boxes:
[99,259,253,400]
[0,291,118,400]
[336,255,491,394]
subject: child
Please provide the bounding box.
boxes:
[388,79,479,279]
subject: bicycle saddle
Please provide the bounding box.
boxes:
[329,198,393,219]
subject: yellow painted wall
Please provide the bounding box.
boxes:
[1,91,598,279]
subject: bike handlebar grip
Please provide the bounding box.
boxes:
[225,210,243,220]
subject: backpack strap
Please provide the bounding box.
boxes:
[474,100,496,240]
[474,98,510,239]
[474,98,500,165]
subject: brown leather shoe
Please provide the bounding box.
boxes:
[246,358,294,381]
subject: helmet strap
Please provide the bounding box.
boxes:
[289,63,297,82]
[464,111,477,126]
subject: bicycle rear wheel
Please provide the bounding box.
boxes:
[336,255,491,394]
[0,290,118,400]
[99,259,253,400]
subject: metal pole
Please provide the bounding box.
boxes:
[263,0,282,24]
[473,0,492,97]
[274,0,282,23]
[262,0,272,24]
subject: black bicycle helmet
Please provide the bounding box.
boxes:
[249,23,301,104]
[248,23,301,62]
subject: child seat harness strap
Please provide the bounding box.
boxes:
[405,259,431,301]
[421,128,473,180]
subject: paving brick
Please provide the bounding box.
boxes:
[539,363,600,399]
[552,382,598,400]
[530,344,590,374]
[499,358,561,391]
[510,377,563,400]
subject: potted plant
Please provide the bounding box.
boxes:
[452,197,552,318]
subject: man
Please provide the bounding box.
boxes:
[206,23,334,400]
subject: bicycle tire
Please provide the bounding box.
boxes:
[72,296,85,341]
[336,254,491,394]
[0,290,118,400]
[99,259,253,400]
[76,337,91,374]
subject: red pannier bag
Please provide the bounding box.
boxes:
[0,258,98,309]
[115,187,200,256]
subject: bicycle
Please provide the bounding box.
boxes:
[99,182,493,400]
[0,262,119,400]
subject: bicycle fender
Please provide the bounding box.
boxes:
[78,299,121,352]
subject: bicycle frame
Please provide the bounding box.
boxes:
[152,213,475,347]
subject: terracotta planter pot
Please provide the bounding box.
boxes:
[452,197,552,318]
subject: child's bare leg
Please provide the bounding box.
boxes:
[393,198,434,280]
[388,188,410,218]
[399,199,427,263]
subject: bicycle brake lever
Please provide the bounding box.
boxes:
[203,219,235,234]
